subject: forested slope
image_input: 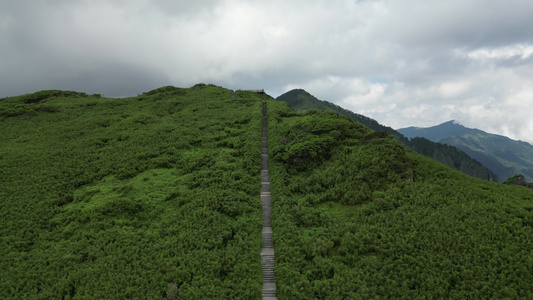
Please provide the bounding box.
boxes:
[265,101,533,298]
[0,85,266,298]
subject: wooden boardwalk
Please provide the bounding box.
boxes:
[261,103,277,300]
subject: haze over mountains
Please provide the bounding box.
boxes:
[399,121,533,182]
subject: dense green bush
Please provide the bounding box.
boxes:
[504,174,533,188]
[266,100,533,298]
[142,85,186,97]
[272,110,364,169]
[0,90,90,117]
[0,85,266,298]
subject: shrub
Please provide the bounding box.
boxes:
[166,283,178,300]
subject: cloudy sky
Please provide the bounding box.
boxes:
[2,0,533,143]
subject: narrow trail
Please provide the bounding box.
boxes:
[261,103,277,300]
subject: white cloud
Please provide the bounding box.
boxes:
[438,81,471,99]
[1,0,533,143]
[465,44,533,60]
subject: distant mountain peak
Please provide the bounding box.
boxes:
[433,120,463,128]
[283,88,315,98]
[398,121,533,182]
[447,120,467,127]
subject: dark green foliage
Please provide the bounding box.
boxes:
[18,90,88,103]
[0,85,265,298]
[272,111,359,168]
[504,174,533,189]
[409,137,497,181]
[142,85,186,97]
[192,83,207,89]
[0,90,89,117]
[266,100,533,298]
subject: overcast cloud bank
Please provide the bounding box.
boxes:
[1,0,532,143]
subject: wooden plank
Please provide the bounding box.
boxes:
[260,103,277,300]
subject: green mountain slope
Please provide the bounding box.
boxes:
[0,85,266,298]
[399,120,533,182]
[266,102,533,298]
[276,89,497,181]
[2,86,533,298]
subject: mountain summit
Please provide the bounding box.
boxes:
[398,121,533,182]
[399,120,481,141]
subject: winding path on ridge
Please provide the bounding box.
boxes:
[261,103,277,300]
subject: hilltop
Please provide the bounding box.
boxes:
[1,85,533,298]
[276,89,497,181]
[399,121,533,182]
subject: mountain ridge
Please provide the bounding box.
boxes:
[398,121,533,182]
[276,89,497,181]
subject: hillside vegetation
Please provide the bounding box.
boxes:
[277,89,497,181]
[0,85,266,298]
[265,101,533,298]
[1,86,533,298]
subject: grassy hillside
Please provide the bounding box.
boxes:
[0,85,266,298]
[277,89,497,181]
[399,120,533,182]
[2,86,533,298]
